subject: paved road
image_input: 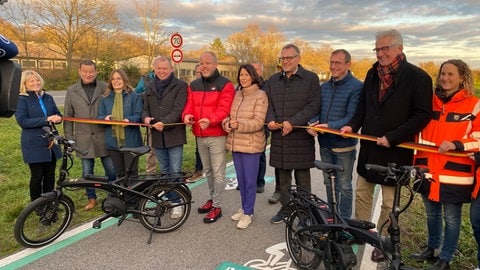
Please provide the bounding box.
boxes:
[1,144,386,270]
[50,90,66,106]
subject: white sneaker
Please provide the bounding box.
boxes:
[473,267,480,270]
[231,209,244,221]
[225,177,238,190]
[171,204,183,219]
[237,214,252,229]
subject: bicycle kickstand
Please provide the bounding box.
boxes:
[147,216,161,244]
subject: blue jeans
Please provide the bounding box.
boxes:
[422,194,463,262]
[320,147,355,219]
[81,157,116,199]
[154,145,183,174]
[197,136,227,208]
[154,145,184,204]
[471,195,480,266]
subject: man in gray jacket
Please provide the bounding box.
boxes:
[64,59,116,211]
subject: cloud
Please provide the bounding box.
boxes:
[120,0,480,68]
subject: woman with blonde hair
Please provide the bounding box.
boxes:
[15,70,62,201]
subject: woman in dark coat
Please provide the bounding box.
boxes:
[15,70,62,201]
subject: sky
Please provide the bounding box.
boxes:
[121,0,480,68]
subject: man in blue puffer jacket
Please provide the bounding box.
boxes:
[308,49,363,219]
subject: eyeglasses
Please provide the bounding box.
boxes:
[278,55,299,62]
[372,44,398,54]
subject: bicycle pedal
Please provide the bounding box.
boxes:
[92,220,102,229]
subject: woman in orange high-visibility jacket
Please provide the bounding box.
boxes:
[472,153,480,269]
[410,59,480,269]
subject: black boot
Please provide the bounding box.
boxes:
[426,259,450,270]
[409,246,438,262]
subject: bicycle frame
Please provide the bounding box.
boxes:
[283,160,428,270]
[14,126,193,247]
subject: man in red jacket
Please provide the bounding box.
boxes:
[182,52,235,223]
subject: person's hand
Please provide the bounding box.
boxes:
[152,121,164,132]
[281,121,293,136]
[340,126,352,133]
[438,141,455,153]
[229,119,238,129]
[198,118,210,130]
[121,118,129,127]
[340,126,352,138]
[105,115,113,121]
[144,117,154,124]
[306,121,319,137]
[267,121,281,131]
[47,115,62,124]
[223,121,232,133]
[184,114,194,125]
[376,136,390,148]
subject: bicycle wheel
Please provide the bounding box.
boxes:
[138,185,191,233]
[285,207,322,269]
[14,196,74,248]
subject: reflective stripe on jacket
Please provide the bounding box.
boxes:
[414,89,480,203]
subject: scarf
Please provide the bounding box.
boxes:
[154,72,174,98]
[112,91,125,146]
[37,91,47,117]
[377,52,405,101]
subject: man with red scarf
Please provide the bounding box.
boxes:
[341,29,433,262]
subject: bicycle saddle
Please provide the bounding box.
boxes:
[119,145,151,155]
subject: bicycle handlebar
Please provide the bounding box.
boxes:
[42,126,88,156]
[365,163,429,186]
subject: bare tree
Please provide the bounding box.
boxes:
[0,0,36,60]
[127,0,168,67]
[29,0,119,74]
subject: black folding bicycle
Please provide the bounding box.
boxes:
[14,126,193,248]
[282,160,429,270]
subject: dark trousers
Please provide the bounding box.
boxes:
[194,138,203,171]
[29,159,57,201]
[107,149,139,178]
[278,168,311,205]
[257,151,266,187]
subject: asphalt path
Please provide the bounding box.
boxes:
[49,90,66,107]
[0,143,389,270]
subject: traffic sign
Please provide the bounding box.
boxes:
[171,48,184,63]
[170,33,183,48]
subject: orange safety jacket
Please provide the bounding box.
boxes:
[414,89,480,203]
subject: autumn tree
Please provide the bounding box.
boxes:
[292,39,333,78]
[350,58,376,82]
[29,0,119,74]
[0,0,36,60]
[419,61,439,82]
[225,23,286,78]
[209,38,227,61]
